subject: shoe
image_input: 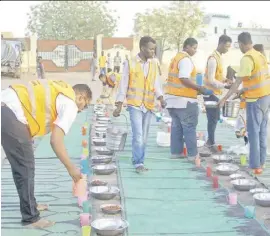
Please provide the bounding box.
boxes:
[251,168,263,175]
[170,153,186,159]
[135,166,144,173]
[204,144,219,154]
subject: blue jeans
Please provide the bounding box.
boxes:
[203,95,220,145]
[167,102,199,157]
[246,95,270,168]
[128,107,153,168]
[100,67,106,75]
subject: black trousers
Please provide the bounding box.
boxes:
[1,105,40,225]
[114,66,120,73]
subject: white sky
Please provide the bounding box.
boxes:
[0,1,270,37]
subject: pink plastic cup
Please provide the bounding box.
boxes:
[73,179,87,197]
[78,192,89,207]
[80,213,90,226]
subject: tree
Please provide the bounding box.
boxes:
[26,1,119,40]
[133,1,204,63]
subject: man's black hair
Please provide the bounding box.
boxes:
[73,84,92,99]
[253,44,264,53]
[218,35,232,44]
[183,38,198,48]
[139,36,156,50]
[238,32,252,45]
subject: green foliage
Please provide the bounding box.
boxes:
[26,1,119,40]
[134,1,204,62]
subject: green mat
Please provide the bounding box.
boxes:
[1,109,92,236]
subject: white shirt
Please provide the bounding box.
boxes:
[114,56,122,67]
[165,51,197,109]
[116,55,163,113]
[1,88,78,135]
[107,56,112,69]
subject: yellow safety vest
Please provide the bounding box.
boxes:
[106,72,121,88]
[165,52,197,98]
[11,80,75,137]
[126,58,157,110]
[242,49,270,99]
[204,51,224,95]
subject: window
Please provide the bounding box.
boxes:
[214,27,218,34]
[224,29,227,35]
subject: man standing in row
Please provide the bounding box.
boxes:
[203,35,232,153]
[99,51,107,75]
[218,32,270,174]
[113,36,166,173]
[114,51,122,73]
[165,38,213,161]
[1,80,92,228]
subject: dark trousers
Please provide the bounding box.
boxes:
[203,95,220,145]
[1,105,40,225]
[107,68,112,73]
[114,66,120,73]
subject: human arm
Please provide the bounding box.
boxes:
[206,57,225,89]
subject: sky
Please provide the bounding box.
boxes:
[1,1,270,37]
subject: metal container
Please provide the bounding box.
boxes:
[106,127,127,151]
[90,179,108,187]
[93,138,106,146]
[95,127,107,132]
[231,179,256,191]
[93,164,116,175]
[230,173,245,180]
[95,131,106,139]
[97,117,111,122]
[91,218,129,236]
[222,100,240,118]
[90,186,119,200]
[250,188,269,195]
[95,123,108,128]
[95,147,114,156]
[216,163,239,176]
[212,154,233,164]
[253,193,270,207]
[204,101,218,109]
[91,155,112,164]
[100,204,122,214]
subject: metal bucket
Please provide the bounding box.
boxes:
[222,100,240,118]
[106,114,128,151]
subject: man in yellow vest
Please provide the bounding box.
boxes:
[1,81,92,228]
[203,35,232,153]
[218,32,270,175]
[99,72,121,104]
[164,38,213,161]
[99,51,107,75]
[112,36,166,173]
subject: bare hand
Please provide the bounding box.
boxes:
[217,98,226,108]
[113,107,121,117]
[160,99,167,109]
[68,165,82,183]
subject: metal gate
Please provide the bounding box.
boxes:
[37,40,94,72]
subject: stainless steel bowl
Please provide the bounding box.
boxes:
[92,155,112,164]
[100,204,122,214]
[95,127,107,132]
[93,138,106,146]
[204,101,218,109]
[91,218,129,236]
[212,154,233,164]
[253,193,270,207]
[95,147,114,156]
[216,163,239,176]
[95,123,108,128]
[93,164,116,175]
[231,179,256,191]
[90,179,108,187]
[97,117,111,122]
[230,173,245,180]
[90,186,119,200]
[95,131,106,139]
[250,188,270,195]
[199,151,212,157]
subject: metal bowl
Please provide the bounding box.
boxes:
[90,179,108,186]
[95,147,114,156]
[90,186,119,200]
[250,188,270,195]
[93,138,106,146]
[95,127,107,132]
[95,131,106,139]
[253,193,270,207]
[95,123,108,128]
[216,163,239,176]
[230,173,245,180]
[100,204,122,214]
[212,154,233,164]
[199,151,212,157]
[204,101,218,108]
[91,218,129,236]
[97,117,111,122]
[92,155,112,164]
[93,164,116,175]
[231,179,256,191]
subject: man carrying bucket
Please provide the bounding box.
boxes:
[113,36,166,173]
[203,35,233,153]
[1,80,92,228]
[218,32,270,175]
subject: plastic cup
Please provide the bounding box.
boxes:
[195,158,201,167]
[82,226,91,236]
[80,213,90,226]
[73,179,87,197]
[81,159,90,175]
[82,140,88,148]
[244,206,255,218]
[217,144,222,152]
[226,192,237,205]
[206,166,212,177]
[82,200,91,213]
[240,155,247,166]
[82,148,89,156]
[81,154,87,160]
[183,147,187,156]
